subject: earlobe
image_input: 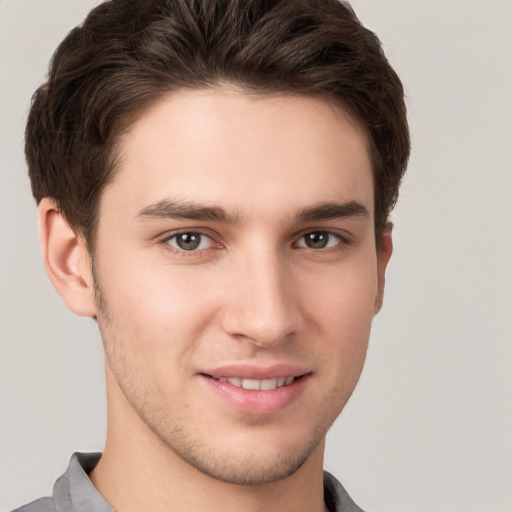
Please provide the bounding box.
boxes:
[374,227,393,314]
[39,198,97,317]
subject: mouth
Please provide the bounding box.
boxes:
[205,375,301,391]
[199,364,311,414]
[201,371,309,415]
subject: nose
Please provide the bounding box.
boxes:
[220,250,304,348]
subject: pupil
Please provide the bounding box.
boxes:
[307,232,328,249]
[177,233,200,250]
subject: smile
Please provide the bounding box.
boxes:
[213,376,296,390]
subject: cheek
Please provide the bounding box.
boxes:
[303,257,378,329]
[97,261,221,365]
[300,256,378,369]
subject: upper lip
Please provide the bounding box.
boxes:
[200,363,311,380]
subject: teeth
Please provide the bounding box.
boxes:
[260,378,278,390]
[241,378,261,390]
[219,376,296,390]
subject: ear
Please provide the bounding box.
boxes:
[39,198,97,317]
[374,226,393,314]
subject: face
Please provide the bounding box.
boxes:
[91,89,390,485]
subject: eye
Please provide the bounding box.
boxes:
[165,232,214,251]
[296,231,342,250]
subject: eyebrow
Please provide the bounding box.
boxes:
[295,201,369,222]
[136,199,239,223]
[136,199,368,224]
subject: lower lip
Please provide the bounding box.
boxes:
[201,374,309,415]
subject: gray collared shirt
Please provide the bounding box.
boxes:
[11,452,365,512]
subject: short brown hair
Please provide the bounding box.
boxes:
[25,0,410,251]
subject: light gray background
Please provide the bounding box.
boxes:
[1,1,511,511]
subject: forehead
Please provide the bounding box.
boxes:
[103,89,374,221]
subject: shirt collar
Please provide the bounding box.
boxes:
[53,453,113,512]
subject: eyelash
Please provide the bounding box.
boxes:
[161,230,350,255]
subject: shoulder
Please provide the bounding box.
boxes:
[323,471,367,512]
[9,497,55,512]
[7,452,102,512]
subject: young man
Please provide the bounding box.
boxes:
[14,0,409,511]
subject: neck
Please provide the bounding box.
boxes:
[90,367,328,512]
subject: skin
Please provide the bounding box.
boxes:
[40,88,392,512]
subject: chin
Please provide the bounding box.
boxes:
[176,444,318,485]
[157,419,329,486]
